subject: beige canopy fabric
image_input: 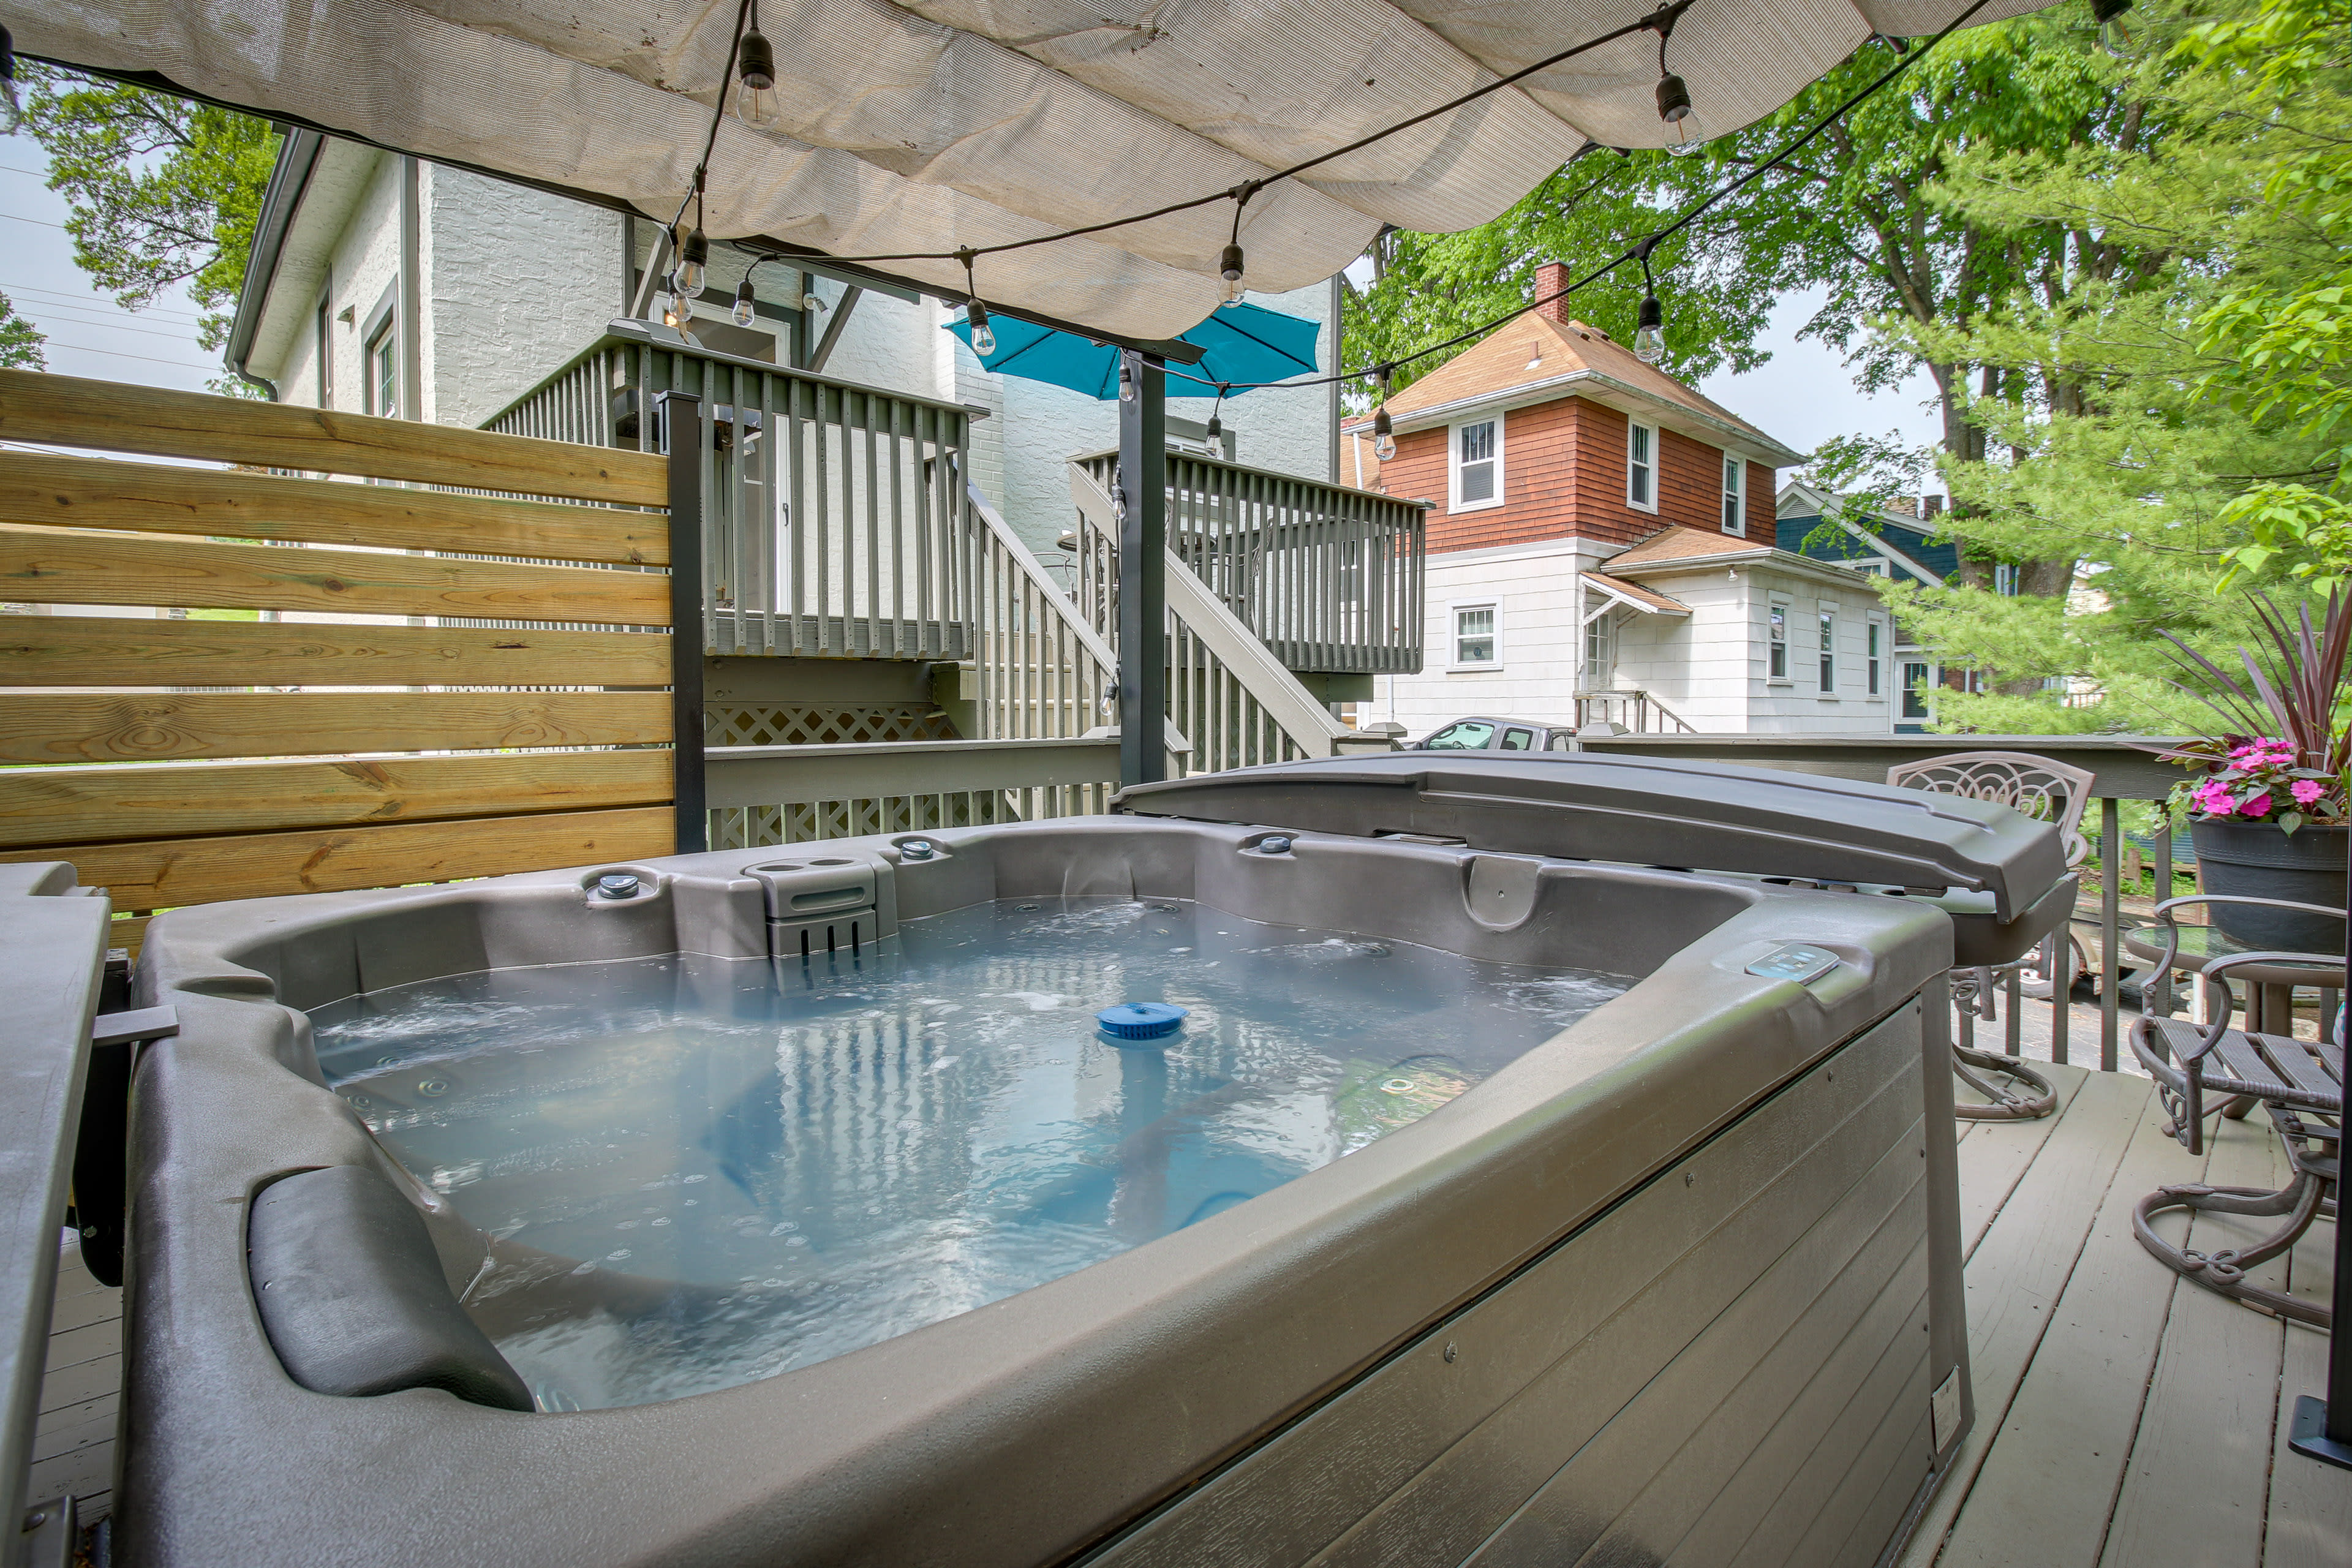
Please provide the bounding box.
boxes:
[8,0,2051,341]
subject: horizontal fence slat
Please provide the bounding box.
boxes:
[0,693,673,763]
[0,616,673,688]
[0,523,669,627]
[0,370,666,505]
[0,450,668,566]
[6,806,677,910]
[0,750,673,848]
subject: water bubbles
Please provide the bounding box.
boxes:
[682,1174,707,1183]
[606,1250,632,1261]
[769,1221,798,1235]
[416,1076,452,1098]
[615,1220,638,1230]
[784,1235,809,1248]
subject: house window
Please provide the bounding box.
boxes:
[1767,601,1789,681]
[1867,620,1883,696]
[367,323,397,417]
[1453,603,1498,666]
[1627,420,1657,512]
[1451,418,1501,511]
[1902,661,1936,720]
[1819,611,1837,692]
[1994,562,2020,596]
[1721,454,1744,535]
[1585,609,1615,685]
[314,293,333,409]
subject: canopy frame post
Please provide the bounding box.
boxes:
[1117,350,1168,786]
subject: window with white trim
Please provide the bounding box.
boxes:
[1585,609,1615,684]
[1452,603,1498,667]
[1902,661,1936,721]
[1721,454,1744,535]
[366,322,396,417]
[1867,620,1884,696]
[1450,418,1501,511]
[1767,600,1789,681]
[1818,609,1838,692]
[1626,419,1657,512]
[1994,562,2020,596]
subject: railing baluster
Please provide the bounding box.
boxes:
[2100,796,2122,1072]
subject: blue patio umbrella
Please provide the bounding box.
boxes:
[944,301,1321,399]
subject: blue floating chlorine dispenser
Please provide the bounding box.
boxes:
[1096,1002,1189,1044]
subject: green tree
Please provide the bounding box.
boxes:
[1868,0,2352,733]
[0,291,47,369]
[17,63,278,355]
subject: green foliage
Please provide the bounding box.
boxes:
[18,62,279,353]
[0,291,47,370]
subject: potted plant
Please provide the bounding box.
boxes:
[2158,590,2351,953]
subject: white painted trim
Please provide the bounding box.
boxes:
[1720,450,1746,537]
[1446,598,1502,670]
[1626,418,1659,514]
[1447,413,1504,514]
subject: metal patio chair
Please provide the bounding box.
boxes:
[2128,894,2344,1328]
[1888,750,2098,1121]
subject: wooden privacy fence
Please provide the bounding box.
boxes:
[0,370,699,954]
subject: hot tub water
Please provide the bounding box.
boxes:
[312,897,1629,1410]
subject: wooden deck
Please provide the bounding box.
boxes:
[1905,1062,2351,1567]
[30,1063,2351,1560]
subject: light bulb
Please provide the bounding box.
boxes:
[1372,407,1395,462]
[2091,0,2133,53]
[1657,72,1703,155]
[967,298,996,356]
[733,276,757,328]
[801,292,827,313]
[677,228,710,298]
[1120,357,1136,403]
[662,293,690,333]
[1205,413,1223,440]
[1634,293,1665,365]
[735,29,780,127]
[1219,242,1246,305]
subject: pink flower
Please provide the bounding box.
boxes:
[2244,792,2275,818]
[2294,778,2327,807]
[2193,779,2236,815]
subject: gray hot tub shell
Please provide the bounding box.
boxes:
[110,758,2066,1567]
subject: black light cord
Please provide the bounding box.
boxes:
[1166,0,1999,398]
[682,0,1697,271]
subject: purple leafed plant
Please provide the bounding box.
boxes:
[2158,589,2352,832]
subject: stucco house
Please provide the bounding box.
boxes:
[1343,265,1902,737]
[222,135,1343,559]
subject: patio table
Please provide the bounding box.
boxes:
[2123,921,2338,1034]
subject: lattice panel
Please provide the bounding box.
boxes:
[706,704,959,747]
[709,783,1112,850]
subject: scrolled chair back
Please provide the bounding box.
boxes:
[1886,750,2099,869]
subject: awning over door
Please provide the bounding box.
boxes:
[8,0,2051,342]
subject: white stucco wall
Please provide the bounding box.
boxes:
[268,151,402,412]
[423,167,625,428]
[1371,538,1602,736]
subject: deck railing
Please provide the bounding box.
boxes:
[1068,467,1390,772]
[486,322,976,661]
[1072,449,1425,675]
[1577,734,2211,1074]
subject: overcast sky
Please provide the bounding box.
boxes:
[0,126,222,391]
[1696,284,1947,477]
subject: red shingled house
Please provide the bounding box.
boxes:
[1343,263,1904,737]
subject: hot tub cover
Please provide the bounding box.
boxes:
[1114,752,2070,923]
[9,0,2054,341]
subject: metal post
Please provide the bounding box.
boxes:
[1117,350,1168,786]
[2152,812,2174,1018]
[2285,850,2352,1469]
[2100,796,2120,1072]
[657,390,709,853]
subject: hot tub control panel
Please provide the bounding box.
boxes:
[1744,943,1842,986]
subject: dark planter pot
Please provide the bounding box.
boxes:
[2188,816,2350,955]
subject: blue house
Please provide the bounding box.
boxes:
[1774,481,1959,733]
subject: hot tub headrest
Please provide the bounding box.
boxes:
[1111,753,2070,925]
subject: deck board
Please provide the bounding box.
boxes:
[1904,1064,2352,1567]
[30,1235,121,1524]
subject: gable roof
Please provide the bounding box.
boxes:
[1343,311,1804,467]
[1773,478,1956,585]
[1605,525,1773,570]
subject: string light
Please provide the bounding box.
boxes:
[735,1,780,126]
[1633,239,1666,365]
[1371,365,1396,461]
[1205,385,1228,443]
[2091,0,2134,54]
[1120,355,1137,404]
[1649,6,1702,156]
[733,273,757,327]
[675,170,710,298]
[1219,243,1246,305]
[956,247,997,355]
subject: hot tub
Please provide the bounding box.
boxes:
[113,756,2068,1568]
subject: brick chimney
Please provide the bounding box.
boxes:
[1534,262,1572,325]
[1885,496,1918,518]
[1923,494,1946,519]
